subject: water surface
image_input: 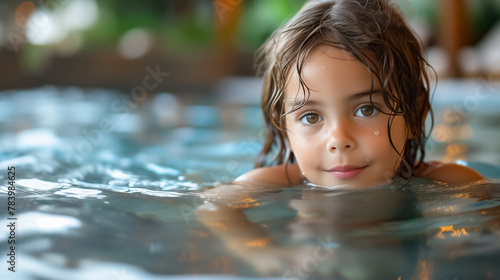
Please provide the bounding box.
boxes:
[1,85,500,280]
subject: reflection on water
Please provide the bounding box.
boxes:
[0,86,500,279]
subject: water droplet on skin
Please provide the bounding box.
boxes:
[374,130,380,136]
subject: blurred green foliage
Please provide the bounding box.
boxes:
[237,0,306,52]
[89,0,308,53]
[468,0,500,44]
[3,0,500,55]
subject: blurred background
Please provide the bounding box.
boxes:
[0,0,499,92]
[0,3,499,279]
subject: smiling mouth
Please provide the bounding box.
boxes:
[326,165,367,179]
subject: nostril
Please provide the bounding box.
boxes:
[329,142,354,152]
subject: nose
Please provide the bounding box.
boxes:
[326,120,356,153]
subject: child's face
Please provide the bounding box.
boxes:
[284,45,408,188]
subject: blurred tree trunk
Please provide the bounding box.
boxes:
[439,0,471,78]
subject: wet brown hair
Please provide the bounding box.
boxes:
[254,0,434,179]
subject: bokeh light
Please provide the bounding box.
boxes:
[117,28,153,60]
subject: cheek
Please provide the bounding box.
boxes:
[287,130,318,168]
[362,130,391,157]
[288,132,310,155]
[361,117,407,157]
[388,118,409,151]
[286,123,314,150]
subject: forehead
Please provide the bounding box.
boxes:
[284,45,378,99]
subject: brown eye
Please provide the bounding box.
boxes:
[300,113,322,125]
[356,106,376,117]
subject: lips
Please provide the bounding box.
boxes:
[326,165,367,179]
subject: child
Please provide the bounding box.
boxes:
[236,0,484,188]
[198,2,486,276]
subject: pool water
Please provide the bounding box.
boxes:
[1,81,500,280]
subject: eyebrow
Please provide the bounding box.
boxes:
[286,89,382,109]
[286,98,322,109]
[348,89,382,101]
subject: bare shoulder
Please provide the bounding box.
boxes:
[414,161,484,185]
[235,164,304,186]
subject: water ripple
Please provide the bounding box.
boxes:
[54,187,106,199]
